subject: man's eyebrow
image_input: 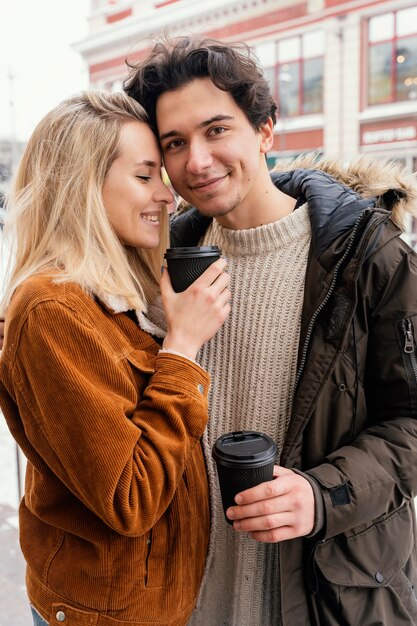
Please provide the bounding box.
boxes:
[159,115,235,142]
[200,114,235,128]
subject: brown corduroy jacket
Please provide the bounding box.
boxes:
[0,274,210,626]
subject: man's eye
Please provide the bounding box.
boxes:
[210,126,226,135]
[165,139,184,151]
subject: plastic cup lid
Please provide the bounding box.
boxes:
[212,431,277,468]
[164,245,221,259]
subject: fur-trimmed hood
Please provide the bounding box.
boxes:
[271,154,417,229]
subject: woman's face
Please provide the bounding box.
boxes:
[102,120,173,249]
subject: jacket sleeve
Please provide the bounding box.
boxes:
[306,243,417,539]
[9,300,210,536]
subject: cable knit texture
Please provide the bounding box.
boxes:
[189,203,311,626]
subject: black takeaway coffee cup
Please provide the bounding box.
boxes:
[164,245,222,293]
[212,431,278,525]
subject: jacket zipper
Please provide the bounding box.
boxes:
[401,319,417,383]
[292,212,368,399]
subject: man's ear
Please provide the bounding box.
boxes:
[259,118,274,154]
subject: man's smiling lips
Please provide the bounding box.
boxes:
[190,174,228,192]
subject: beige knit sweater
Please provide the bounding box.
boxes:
[188,203,312,626]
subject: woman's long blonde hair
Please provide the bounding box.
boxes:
[1,91,169,314]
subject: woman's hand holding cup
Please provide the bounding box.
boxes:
[161,258,231,360]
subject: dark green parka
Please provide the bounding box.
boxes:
[171,158,417,625]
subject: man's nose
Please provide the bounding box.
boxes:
[154,179,174,205]
[186,140,213,175]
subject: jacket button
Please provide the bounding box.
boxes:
[56,611,66,621]
[338,383,347,391]
[197,383,204,393]
[375,572,385,583]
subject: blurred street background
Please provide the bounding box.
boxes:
[0,419,29,625]
[1,0,417,623]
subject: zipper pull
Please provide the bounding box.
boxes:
[403,320,414,353]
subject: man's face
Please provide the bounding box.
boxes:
[156,77,273,225]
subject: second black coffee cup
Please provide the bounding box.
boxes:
[164,245,222,292]
[212,431,278,525]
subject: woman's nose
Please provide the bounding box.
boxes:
[154,179,174,205]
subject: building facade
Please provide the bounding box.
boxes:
[75,0,417,238]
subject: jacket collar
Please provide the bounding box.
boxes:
[96,292,166,339]
[270,168,376,258]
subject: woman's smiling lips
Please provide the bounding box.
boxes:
[140,211,160,225]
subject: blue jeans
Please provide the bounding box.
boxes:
[31,606,49,626]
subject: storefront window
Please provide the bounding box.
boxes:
[279,63,299,117]
[254,31,324,117]
[369,43,392,104]
[396,36,417,101]
[303,57,324,113]
[367,7,417,106]
[369,12,394,42]
[254,41,277,105]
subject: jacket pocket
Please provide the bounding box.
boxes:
[144,516,168,589]
[310,502,417,625]
[124,350,156,398]
[125,349,156,374]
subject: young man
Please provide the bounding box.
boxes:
[133,36,416,625]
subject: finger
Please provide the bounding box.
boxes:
[273,465,292,478]
[233,510,293,533]
[227,493,294,522]
[208,270,231,299]
[248,526,295,543]
[160,265,174,296]
[234,475,289,506]
[216,287,232,309]
[192,258,227,288]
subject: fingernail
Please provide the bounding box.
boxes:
[234,494,242,505]
[227,508,235,519]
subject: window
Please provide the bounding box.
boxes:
[367,6,417,105]
[254,31,324,117]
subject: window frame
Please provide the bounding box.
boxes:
[366,7,417,107]
[255,31,324,118]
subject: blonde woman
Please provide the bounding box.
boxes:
[0,91,230,626]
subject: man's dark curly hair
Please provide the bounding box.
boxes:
[124,35,277,132]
